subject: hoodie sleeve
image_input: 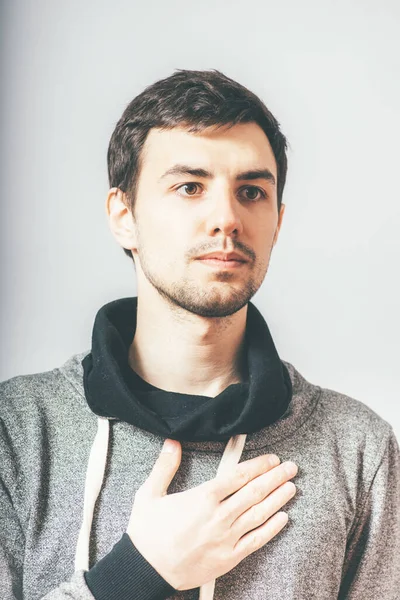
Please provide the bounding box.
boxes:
[0,423,175,600]
[0,472,176,600]
[0,475,25,599]
[40,535,177,600]
[83,533,177,600]
[338,427,400,599]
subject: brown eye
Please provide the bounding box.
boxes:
[240,186,266,201]
[177,183,201,196]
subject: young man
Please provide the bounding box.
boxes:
[1,70,399,600]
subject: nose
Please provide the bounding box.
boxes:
[204,187,244,238]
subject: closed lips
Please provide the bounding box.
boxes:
[197,253,247,262]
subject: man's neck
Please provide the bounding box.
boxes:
[128,296,248,397]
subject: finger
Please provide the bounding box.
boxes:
[140,439,182,498]
[233,511,289,562]
[210,453,282,501]
[231,481,296,539]
[220,461,298,523]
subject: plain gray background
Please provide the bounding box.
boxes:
[1,0,399,439]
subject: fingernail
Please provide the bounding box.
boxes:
[162,439,175,453]
[284,461,298,475]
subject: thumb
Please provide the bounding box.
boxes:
[143,438,182,497]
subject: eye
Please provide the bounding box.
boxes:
[239,186,267,202]
[176,183,202,197]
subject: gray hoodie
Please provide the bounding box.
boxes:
[0,350,399,599]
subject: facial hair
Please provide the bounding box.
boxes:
[134,225,273,318]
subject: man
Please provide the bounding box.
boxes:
[1,69,399,600]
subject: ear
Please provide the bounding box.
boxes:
[106,188,138,251]
[272,203,285,247]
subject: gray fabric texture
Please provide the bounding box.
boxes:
[0,350,399,599]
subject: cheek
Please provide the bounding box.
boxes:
[137,218,187,264]
[253,227,274,254]
[136,213,167,247]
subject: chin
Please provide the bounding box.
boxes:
[171,286,257,318]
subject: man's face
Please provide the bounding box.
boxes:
[130,122,284,317]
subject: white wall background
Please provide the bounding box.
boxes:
[1,0,399,439]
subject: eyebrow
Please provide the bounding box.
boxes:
[158,164,276,187]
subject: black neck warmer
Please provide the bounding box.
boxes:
[82,297,292,442]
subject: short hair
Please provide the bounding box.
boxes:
[107,69,289,260]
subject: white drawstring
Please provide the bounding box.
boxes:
[74,417,110,572]
[199,433,247,600]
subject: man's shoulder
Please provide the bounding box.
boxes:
[0,350,90,419]
[307,375,396,464]
[285,360,395,447]
[318,381,393,438]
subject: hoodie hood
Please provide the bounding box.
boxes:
[81,297,292,442]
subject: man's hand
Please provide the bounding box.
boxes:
[127,438,298,591]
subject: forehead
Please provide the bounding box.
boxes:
[140,122,277,177]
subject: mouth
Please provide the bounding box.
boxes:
[196,258,247,269]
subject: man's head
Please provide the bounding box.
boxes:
[107,69,288,317]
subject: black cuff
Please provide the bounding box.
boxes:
[84,533,177,600]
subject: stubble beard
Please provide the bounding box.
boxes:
[136,246,271,318]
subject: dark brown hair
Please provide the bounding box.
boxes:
[107,69,289,259]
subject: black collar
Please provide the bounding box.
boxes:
[82,297,292,442]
